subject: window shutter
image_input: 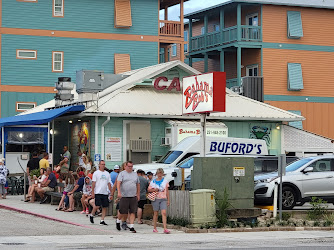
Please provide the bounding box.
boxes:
[287,11,303,38]
[115,0,132,28]
[288,110,303,129]
[114,54,131,74]
[288,63,303,91]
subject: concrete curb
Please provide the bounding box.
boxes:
[0,203,109,232]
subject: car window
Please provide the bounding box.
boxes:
[178,157,194,169]
[286,158,313,172]
[309,159,332,172]
[177,153,198,165]
[157,150,183,164]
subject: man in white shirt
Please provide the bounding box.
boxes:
[88,160,113,225]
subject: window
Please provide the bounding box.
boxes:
[114,53,131,74]
[246,13,258,26]
[53,0,64,17]
[288,110,303,129]
[288,63,303,90]
[309,159,332,172]
[171,44,177,57]
[201,26,205,35]
[52,51,63,72]
[16,102,36,112]
[16,50,37,59]
[287,11,303,38]
[246,64,258,76]
[184,31,188,53]
[213,24,220,31]
[114,0,132,28]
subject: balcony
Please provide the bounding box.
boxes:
[228,76,264,102]
[159,20,182,37]
[190,25,261,52]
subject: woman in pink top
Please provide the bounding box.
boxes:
[147,168,170,234]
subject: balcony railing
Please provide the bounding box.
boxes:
[159,20,182,37]
[190,25,261,51]
[228,76,264,102]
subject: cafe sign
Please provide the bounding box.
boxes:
[182,72,226,114]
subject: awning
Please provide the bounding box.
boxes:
[0,105,85,127]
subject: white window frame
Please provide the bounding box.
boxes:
[52,51,63,72]
[171,44,177,57]
[16,50,37,59]
[246,64,259,76]
[53,0,64,17]
[246,13,259,26]
[16,102,36,112]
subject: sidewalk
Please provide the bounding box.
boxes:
[0,195,183,235]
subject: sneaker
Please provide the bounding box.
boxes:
[40,196,48,204]
[153,228,158,233]
[164,229,170,234]
[89,215,94,224]
[121,222,129,230]
[130,227,136,233]
[85,209,89,214]
[80,210,86,214]
[116,222,121,231]
[100,220,108,226]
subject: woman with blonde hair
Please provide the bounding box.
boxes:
[147,168,170,234]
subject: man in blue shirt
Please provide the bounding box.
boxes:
[110,165,120,185]
[36,167,57,204]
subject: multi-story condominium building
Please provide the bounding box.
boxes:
[0,0,186,118]
[184,0,334,139]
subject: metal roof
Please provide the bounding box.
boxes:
[185,0,334,18]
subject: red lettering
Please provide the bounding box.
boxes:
[167,77,181,91]
[154,76,168,90]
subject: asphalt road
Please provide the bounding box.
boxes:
[1,208,334,249]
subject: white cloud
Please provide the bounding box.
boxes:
[162,0,226,20]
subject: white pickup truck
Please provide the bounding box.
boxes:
[133,136,268,188]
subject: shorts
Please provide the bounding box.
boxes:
[116,202,120,210]
[95,194,109,208]
[0,184,6,194]
[152,198,167,211]
[42,186,54,192]
[73,192,82,200]
[119,197,137,214]
[138,199,147,209]
[63,191,68,195]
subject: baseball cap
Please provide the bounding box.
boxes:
[78,171,85,177]
[0,159,3,163]
[114,165,120,170]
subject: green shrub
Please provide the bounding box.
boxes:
[215,188,232,228]
[29,169,41,178]
[307,197,328,220]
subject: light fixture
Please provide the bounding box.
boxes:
[276,125,280,130]
[78,119,81,122]
[50,129,54,135]
[69,120,73,124]
[19,133,23,138]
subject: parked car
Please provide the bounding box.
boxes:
[254,155,334,210]
[181,155,299,190]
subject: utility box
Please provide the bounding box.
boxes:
[191,157,254,209]
[189,189,216,226]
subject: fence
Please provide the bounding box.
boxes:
[167,190,190,221]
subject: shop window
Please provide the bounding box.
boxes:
[114,0,132,28]
[288,110,303,129]
[16,50,37,59]
[287,11,303,38]
[53,0,64,17]
[52,51,64,72]
[246,64,258,77]
[288,63,303,90]
[16,102,36,112]
[114,53,131,74]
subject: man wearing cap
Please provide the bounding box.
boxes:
[110,165,120,185]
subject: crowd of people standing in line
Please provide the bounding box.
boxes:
[21,145,171,234]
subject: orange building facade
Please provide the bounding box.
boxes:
[185,1,334,139]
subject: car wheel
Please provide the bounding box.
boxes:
[282,186,296,210]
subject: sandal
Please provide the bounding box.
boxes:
[24,199,30,202]
[163,229,170,234]
[55,208,63,211]
[64,209,74,212]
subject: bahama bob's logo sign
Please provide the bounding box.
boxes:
[182,72,226,114]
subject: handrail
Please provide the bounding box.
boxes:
[159,20,181,37]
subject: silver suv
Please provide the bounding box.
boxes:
[254,156,334,210]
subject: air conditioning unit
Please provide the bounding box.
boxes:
[161,137,171,146]
[231,86,243,94]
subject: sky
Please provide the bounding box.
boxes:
[163,0,226,20]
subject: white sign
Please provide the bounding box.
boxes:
[105,137,122,162]
[233,167,245,177]
[177,127,228,142]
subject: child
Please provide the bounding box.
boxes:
[0,159,8,199]
[56,173,75,211]
[81,176,92,214]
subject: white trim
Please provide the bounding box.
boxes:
[246,13,259,26]
[54,0,64,17]
[17,50,37,59]
[16,102,36,111]
[246,64,259,76]
[52,51,63,72]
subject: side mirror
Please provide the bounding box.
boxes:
[303,166,313,173]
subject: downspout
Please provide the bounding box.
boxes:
[101,116,111,161]
[2,127,4,158]
[95,116,99,157]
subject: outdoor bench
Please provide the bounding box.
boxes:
[45,182,64,205]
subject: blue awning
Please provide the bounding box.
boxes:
[0,105,85,127]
